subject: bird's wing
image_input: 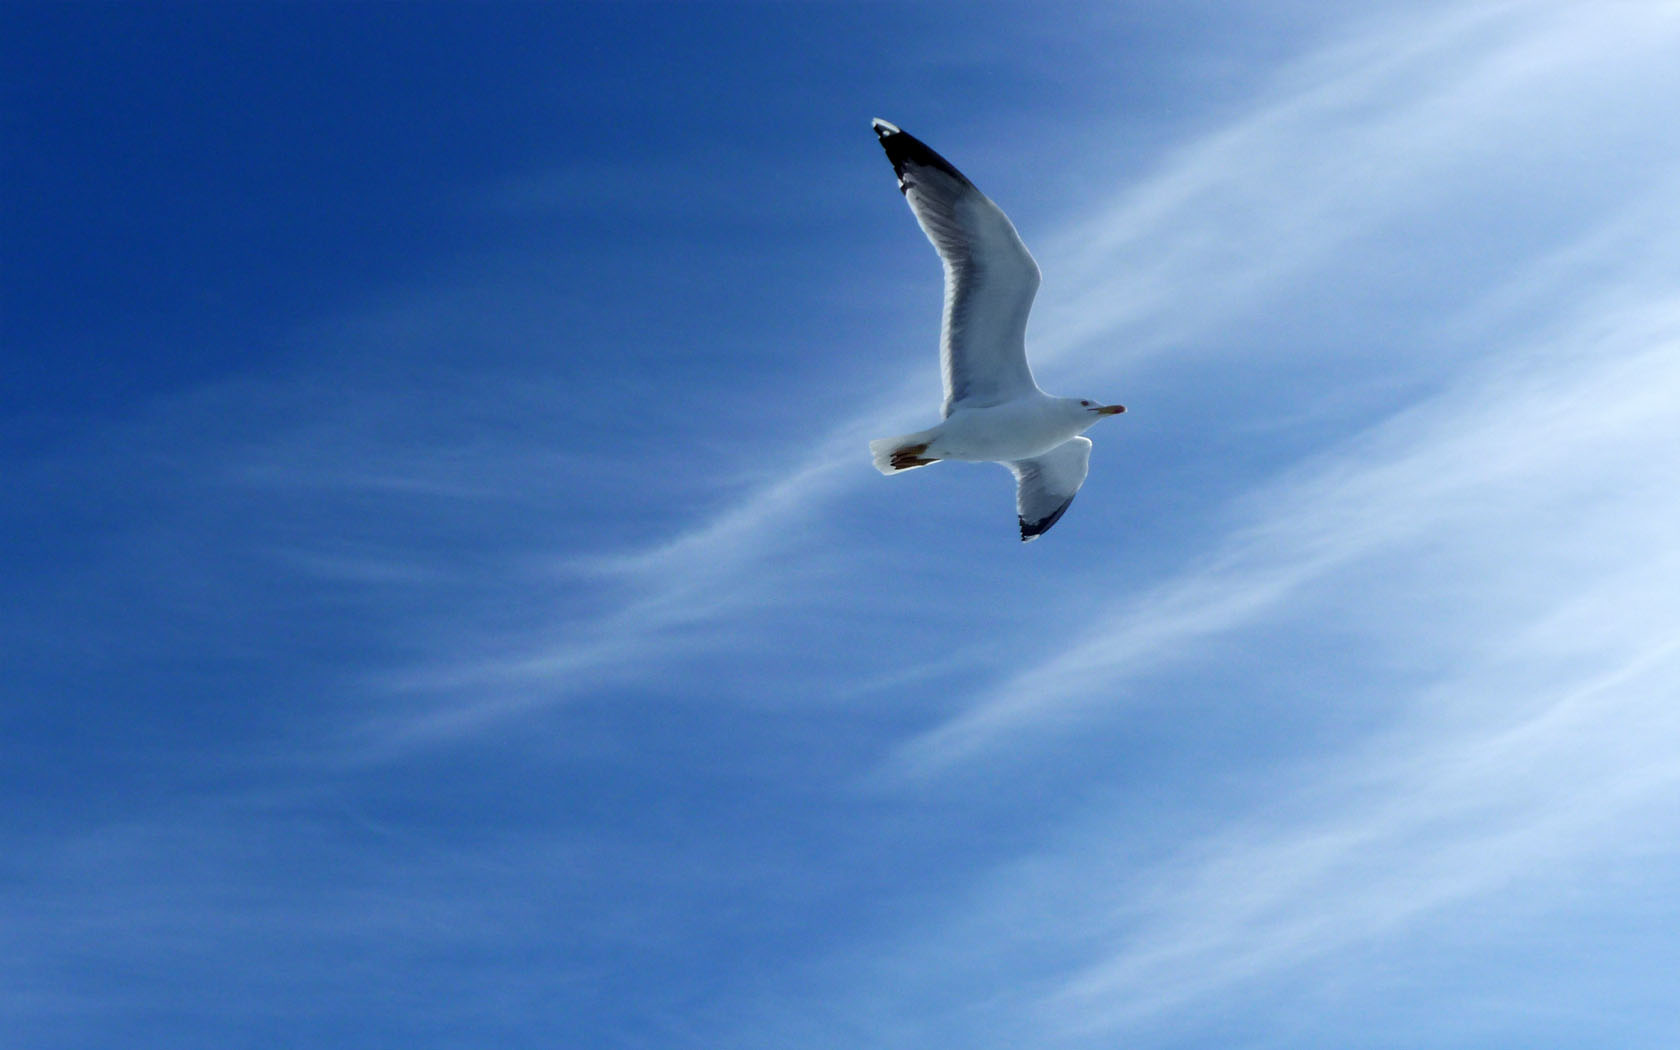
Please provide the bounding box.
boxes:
[873,119,1042,417]
[1008,437,1091,543]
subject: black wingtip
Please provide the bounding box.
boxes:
[870,118,973,193]
[1019,497,1076,542]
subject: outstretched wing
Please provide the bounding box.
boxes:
[873,119,1042,417]
[1008,437,1091,543]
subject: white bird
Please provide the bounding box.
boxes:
[867,119,1125,542]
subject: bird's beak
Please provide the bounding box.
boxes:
[1097,404,1126,416]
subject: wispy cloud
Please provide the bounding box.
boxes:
[1029,0,1680,380]
[1041,577,1680,1037]
[810,262,1680,1046]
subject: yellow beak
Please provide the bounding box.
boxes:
[1097,404,1126,416]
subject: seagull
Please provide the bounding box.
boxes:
[867,119,1125,542]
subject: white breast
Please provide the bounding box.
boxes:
[929,397,1084,463]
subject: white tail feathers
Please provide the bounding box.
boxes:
[869,429,942,474]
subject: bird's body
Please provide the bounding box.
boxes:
[891,397,1101,465]
[867,119,1124,542]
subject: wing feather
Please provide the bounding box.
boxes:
[1008,438,1091,542]
[873,120,1042,416]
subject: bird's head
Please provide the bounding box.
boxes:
[1070,397,1126,424]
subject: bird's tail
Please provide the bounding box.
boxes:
[869,428,943,474]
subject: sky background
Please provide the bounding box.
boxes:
[4,1,1680,1047]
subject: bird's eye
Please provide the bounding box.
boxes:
[1080,400,1091,406]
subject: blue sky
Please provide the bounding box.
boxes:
[4,1,1679,1047]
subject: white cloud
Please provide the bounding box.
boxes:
[1044,607,1680,1036]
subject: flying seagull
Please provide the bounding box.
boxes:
[867,119,1124,542]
